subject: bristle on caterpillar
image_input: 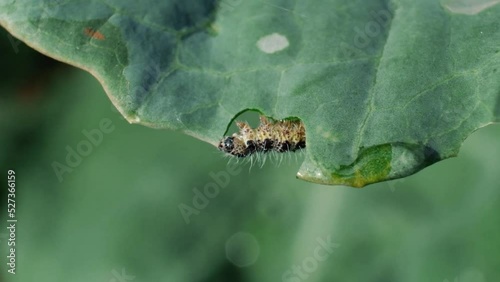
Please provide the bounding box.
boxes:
[218,116,306,158]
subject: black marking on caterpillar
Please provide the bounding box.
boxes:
[218,116,306,157]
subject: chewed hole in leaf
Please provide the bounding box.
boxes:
[218,110,306,158]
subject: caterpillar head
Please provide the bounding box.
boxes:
[218,136,248,157]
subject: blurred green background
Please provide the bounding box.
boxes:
[1,27,499,282]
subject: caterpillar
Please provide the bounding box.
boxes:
[218,116,306,158]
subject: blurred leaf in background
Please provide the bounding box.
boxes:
[1,14,500,282]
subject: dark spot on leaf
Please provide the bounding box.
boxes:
[84,28,105,40]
